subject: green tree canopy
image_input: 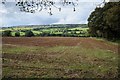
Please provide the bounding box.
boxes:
[2,30,12,37]
[15,32,20,37]
[25,30,34,37]
[88,2,120,40]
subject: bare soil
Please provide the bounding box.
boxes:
[2,37,118,78]
[2,37,118,53]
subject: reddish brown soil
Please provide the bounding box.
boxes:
[2,37,118,53]
[2,37,118,78]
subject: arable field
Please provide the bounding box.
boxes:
[2,37,118,78]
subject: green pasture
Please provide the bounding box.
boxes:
[1,27,89,37]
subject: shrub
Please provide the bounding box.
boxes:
[2,30,12,37]
[15,32,20,37]
[25,30,34,37]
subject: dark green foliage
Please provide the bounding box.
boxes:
[15,32,20,37]
[2,30,12,37]
[20,30,27,32]
[40,32,50,37]
[25,30,34,37]
[88,2,120,40]
[2,24,89,37]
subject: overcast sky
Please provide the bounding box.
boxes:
[0,0,105,27]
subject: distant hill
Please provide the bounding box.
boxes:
[2,24,88,29]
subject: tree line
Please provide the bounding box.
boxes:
[2,29,89,37]
[2,30,34,37]
[88,2,120,40]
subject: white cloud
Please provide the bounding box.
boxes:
[0,1,103,27]
[53,2,96,24]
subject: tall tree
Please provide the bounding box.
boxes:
[88,2,120,40]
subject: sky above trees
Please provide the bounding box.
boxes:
[0,0,106,27]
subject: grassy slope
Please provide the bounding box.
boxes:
[2,38,118,78]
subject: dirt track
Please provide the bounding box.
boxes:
[2,37,118,53]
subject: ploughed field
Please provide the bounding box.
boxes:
[2,37,118,78]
